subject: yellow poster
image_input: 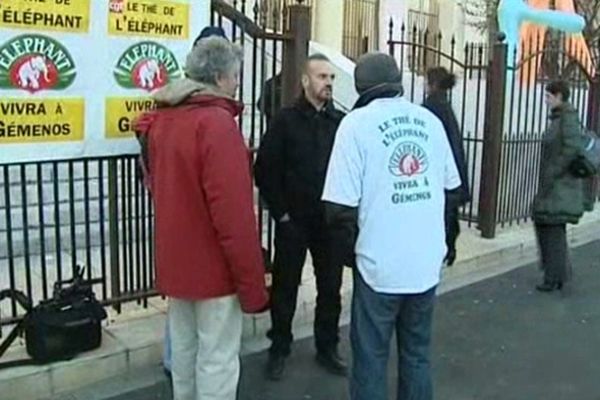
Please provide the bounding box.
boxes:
[0,98,84,144]
[105,97,155,139]
[0,0,90,33]
[108,0,189,40]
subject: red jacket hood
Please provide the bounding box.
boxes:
[133,94,243,137]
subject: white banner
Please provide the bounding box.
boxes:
[0,0,208,163]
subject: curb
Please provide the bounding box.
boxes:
[3,210,600,400]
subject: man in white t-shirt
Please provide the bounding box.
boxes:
[322,53,461,400]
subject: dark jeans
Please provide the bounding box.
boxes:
[268,219,343,356]
[350,271,436,400]
[535,223,572,284]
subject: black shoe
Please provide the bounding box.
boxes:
[316,349,348,376]
[536,281,563,292]
[445,249,457,267]
[266,353,286,381]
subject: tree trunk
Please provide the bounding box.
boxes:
[487,0,499,58]
[542,0,561,79]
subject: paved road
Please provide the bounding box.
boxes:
[62,240,600,400]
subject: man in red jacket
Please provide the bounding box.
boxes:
[134,37,268,400]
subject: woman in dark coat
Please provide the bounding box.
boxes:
[532,80,585,292]
[423,67,470,266]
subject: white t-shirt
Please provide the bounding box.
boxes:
[322,97,461,294]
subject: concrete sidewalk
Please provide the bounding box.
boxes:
[2,208,600,399]
[50,239,600,400]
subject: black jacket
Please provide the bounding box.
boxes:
[254,96,345,222]
[256,73,282,125]
[423,92,470,205]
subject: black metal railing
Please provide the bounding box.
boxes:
[0,155,156,327]
[211,0,294,265]
[0,0,308,327]
[388,19,600,232]
[495,32,596,227]
[4,3,600,330]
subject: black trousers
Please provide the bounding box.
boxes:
[445,204,460,258]
[268,219,343,356]
[535,223,572,284]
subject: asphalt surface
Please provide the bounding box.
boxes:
[56,240,600,400]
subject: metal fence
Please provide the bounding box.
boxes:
[0,0,306,327]
[3,3,600,327]
[0,156,156,327]
[387,21,600,235]
[210,0,301,265]
[495,33,597,227]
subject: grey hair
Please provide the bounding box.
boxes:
[185,37,243,84]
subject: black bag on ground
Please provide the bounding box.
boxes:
[0,266,107,368]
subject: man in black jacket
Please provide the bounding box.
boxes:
[254,54,346,380]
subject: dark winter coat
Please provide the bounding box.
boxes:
[532,103,585,225]
[254,96,345,222]
[256,73,282,125]
[423,92,470,205]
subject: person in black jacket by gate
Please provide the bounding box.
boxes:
[257,73,282,126]
[423,67,470,266]
[254,54,346,381]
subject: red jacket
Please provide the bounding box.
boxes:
[134,94,268,313]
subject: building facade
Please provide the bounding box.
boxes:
[310,0,487,61]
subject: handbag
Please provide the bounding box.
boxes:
[0,266,107,369]
[555,115,599,178]
[570,129,600,178]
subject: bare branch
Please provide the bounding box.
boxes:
[460,0,600,62]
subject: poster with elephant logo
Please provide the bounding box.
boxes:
[0,0,207,163]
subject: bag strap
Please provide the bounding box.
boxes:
[0,289,37,369]
[0,289,33,311]
[0,320,25,359]
[0,358,39,370]
[585,137,596,152]
[0,319,40,369]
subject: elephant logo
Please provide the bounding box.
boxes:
[17,56,51,91]
[114,42,181,92]
[136,59,163,90]
[388,142,429,177]
[0,34,76,93]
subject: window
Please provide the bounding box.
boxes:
[259,0,313,32]
[342,0,380,61]
[407,0,440,74]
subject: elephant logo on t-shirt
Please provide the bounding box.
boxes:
[389,142,429,177]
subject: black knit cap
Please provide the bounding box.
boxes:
[193,26,227,48]
[354,53,402,95]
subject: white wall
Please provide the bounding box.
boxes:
[312,0,344,52]
[196,0,211,33]
[379,0,408,49]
